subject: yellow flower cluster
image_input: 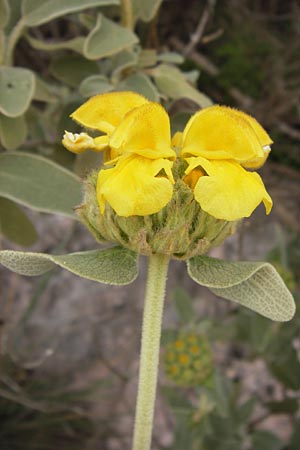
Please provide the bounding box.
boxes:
[164,333,213,386]
[62,91,272,221]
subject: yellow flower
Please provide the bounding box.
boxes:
[62,91,149,154]
[62,91,176,217]
[180,105,273,221]
[97,155,174,217]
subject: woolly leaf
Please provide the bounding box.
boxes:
[187,255,295,321]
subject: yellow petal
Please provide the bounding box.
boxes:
[242,146,271,169]
[181,105,265,162]
[109,102,176,160]
[233,110,273,147]
[185,157,272,221]
[97,155,174,216]
[62,131,109,154]
[71,91,148,135]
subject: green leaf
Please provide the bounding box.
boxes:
[152,64,212,108]
[0,197,38,246]
[4,0,21,34]
[117,73,159,101]
[172,287,195,324]
[0,67,35,117]
[132,0,162,22]
[0,247,139,285]
[26,33,85,54]
[0,114,27,150]
[0,0,10,28]
[79,75,113,97]
[157,52,184,64]
[84,14,138,60]
[111,49,138,83]
[187,256,295,322]
[50,55,99,87]
[22,0,119,27]
[33,76,58,103]
[0,152,82,218]
[251,431,283,450]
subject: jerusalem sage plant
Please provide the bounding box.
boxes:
[0,92,295,450]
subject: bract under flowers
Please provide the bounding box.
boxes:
[62,91,273,221]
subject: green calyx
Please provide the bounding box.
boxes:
[77,161,236,260]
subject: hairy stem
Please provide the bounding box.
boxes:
[120,0,133,30]
[132,253,169,450]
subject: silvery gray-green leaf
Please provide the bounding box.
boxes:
[0,67,35,117]
[111,49,138,83]
[26,33,85,54]
[79,75,113,98]
[22,0,119,27]
[0,0,10,28]
[0,152,82,218]
[0,114,27,150]
[0,247,139,285]
[152,64,212,108]
[132,0,163,22]
[138,49,157,68]
[187,255,295,322]
[50,55,99,87]
[4,0,21,34]
[33,76,58,103]
[157,52,184,64]
[118,73,159,101]
[84,14,138,60]
[0,197,38,247]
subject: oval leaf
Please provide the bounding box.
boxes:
[0,67,35,117]
[79,75,113,97]
[117,72,159,101]
[152,64,212,108]
[0,114,27,150]
[0,152,82,218]
[187,255,295,322]
[0,197,38,246]
[132,0,162,22]
[84,14,138,60]
[50,55,99,87]
[22,0,119,27]
[0,247,139,285]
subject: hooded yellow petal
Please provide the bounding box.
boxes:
[62,131,109,154]
[185,157,272,221]
[109,102,176,160]
[181,105,265,162]
[97,155,174,216]
[71,91,148,135]
[242,146,271,169]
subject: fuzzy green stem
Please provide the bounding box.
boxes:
[132,253,169,450]
[120,0,133,30]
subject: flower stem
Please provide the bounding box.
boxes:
[132,253,170,450]
[120,0,133,30]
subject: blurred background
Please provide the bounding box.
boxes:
[0,0,300,449]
